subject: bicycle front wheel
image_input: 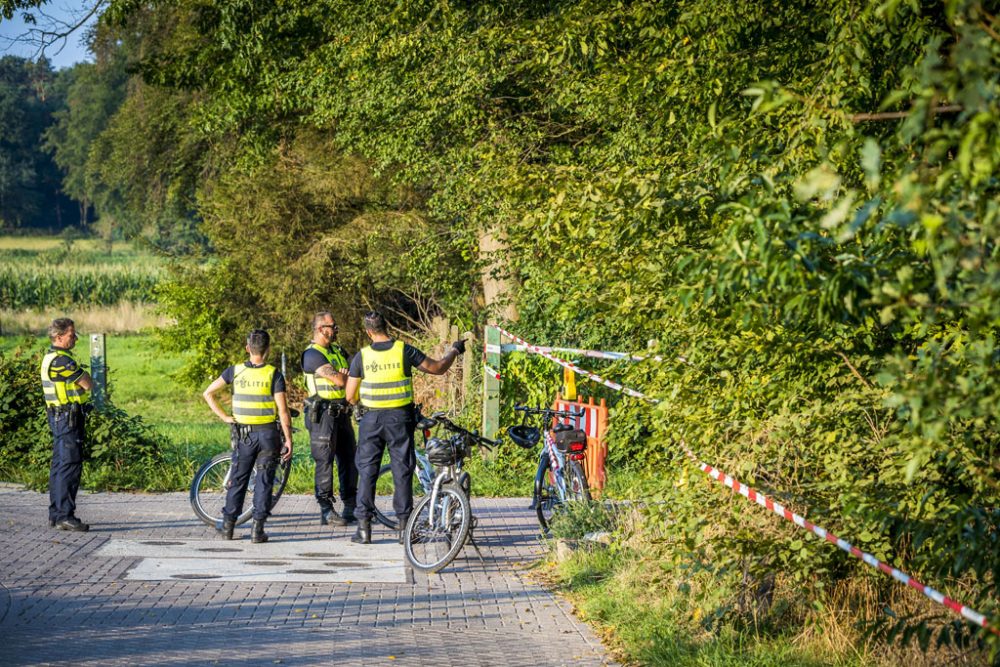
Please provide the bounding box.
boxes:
[190,452,291,527]
[403,483,471,573]
[534,456,560,534]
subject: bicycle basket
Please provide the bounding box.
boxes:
[553,428,587,453]
[507,425,540,449]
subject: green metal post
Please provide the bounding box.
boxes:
[483,325,501,439]
[89,333,107,410]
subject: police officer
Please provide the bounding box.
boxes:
[41,318,93,531]
[203,329,294,543]
[345,311,466,544]
[301,311,358,527]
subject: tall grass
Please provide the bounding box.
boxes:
[545,505,991,667]
[0,302,170,335]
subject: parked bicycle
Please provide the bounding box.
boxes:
[508,405,591,533]
[189,410,298,527]
[402,412,501,573]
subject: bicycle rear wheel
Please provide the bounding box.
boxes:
[403,483,471,573]
[372,463,427,530]
[566,460,591,503]
[190,451,291,527]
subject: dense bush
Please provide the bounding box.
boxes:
[0,346,166,490]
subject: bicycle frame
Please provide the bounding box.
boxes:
[539,430,572,502]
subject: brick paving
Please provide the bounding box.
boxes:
[0,486,613,666]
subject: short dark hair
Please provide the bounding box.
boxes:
[48,317,75,342]
[311,311,333,330]
[246,329,270,355]
[363,311,387,334]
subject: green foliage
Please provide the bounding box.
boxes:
[43,0,1000,657]
[0,55,78,229]
[0,345,167,490]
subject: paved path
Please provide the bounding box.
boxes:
[0,487,613,666]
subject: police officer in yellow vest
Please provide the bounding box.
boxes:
[345,311,465,544]
[203,329,294,543]
[41,318,94,532]
[301,311,358,527]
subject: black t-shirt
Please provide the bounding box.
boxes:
[301,343,351,375]
[47,346,84,383]
[348,341,427,378]
[220,361,286,394]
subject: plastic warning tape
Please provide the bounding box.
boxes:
[494,326,649,400]
[483,364,502,381]
[683,444,994,634]
[492,325,997,636]
[500,343,663,362]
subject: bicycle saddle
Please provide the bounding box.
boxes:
[507,425,540,449]
[416,415,438,430]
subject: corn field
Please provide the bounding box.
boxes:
[0,267,160,309]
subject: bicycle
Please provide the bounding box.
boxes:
[508,405,591,533]
[189,411,297,527]
[402,412,500,573]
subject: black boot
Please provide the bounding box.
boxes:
[350,518,371,544]
[341,504,357,524]
[321,507,348,527]
[219,518,235,540]
[396,515,409,545]
[251,519,268,544]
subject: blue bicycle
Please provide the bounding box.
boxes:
[508,405,591,533]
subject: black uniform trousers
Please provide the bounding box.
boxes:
[354,406,416,523]
[48,408,85,523]
[306,402,358,510]
[223,426,280,522]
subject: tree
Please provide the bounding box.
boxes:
[0,55,74,229]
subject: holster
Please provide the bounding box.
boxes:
[305,396,329,424]
[230,423,250,449]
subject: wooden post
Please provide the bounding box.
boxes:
[483,325,501,439]
[461,332,474,412]
[448,324,459,413]
[89,333,107,410]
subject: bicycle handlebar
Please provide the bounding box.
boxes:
[429,412,502,448]
[514,405,584,419]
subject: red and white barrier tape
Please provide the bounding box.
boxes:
[492,325,997,636]
[483,364,502,381]
[684,444,994,634]
[500,343,663,363]
[494,326,649,400]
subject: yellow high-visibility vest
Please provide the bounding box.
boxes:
[303,343,348,400]
[359,341,413,409]
[231,363,277,425]
[40,349,88,407]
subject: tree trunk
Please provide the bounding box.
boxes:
[478,228,518,322]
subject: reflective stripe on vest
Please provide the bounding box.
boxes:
[359,341,413,409]
[231,363,277,425]
[303,343,347,400]
[40,350,88,407]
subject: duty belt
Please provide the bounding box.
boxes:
[47,404,82,415]
[237,423,278,432]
